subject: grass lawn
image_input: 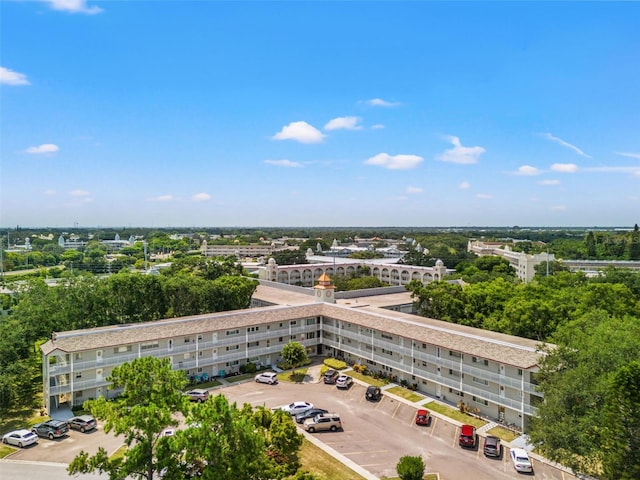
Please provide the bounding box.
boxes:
[223,373,254,383]
[385,386,424,403]
[346,371,387,387]
[486,425,520,442]
[277,368,308,383]
[382,475,439,480]
[298,438,366,480]
[0,444,16,459]
[423,401,487,428]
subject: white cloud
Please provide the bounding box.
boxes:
[264,159,302,168]
[147,195,174,202]
[515,165,542,176]
[0,66,30,86]
[272,121,325,144]
[539,179,561,186]
[406,186,423,194]
[24,143,59,154]
[192,192,211,202]
[615,151,640,160]
[43,189,57,195]
[364,98,401,107]
[551,163,579,173]
[364,153,423,170]
[44,0,103,14]
[476,193,493,199]
[371,124,385,130]
[437,136,485,165]
[541,133,591,158]
[324,116,363,131]
[69,189,90,197]
[551,205,567,211]
[459,181,470,189]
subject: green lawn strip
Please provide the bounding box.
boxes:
[346,371,387,387]
[298,438,367,480]
[381,474,439,480]
[385,386,424,403]
[486,425,520,442]
[277,368,308,383]
[223,373,255,383]
[423,401,487,428]
[0,444,17,459]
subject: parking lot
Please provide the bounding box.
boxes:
[4,377,578,480]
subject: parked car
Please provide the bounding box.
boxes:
[185,389,209,402]
[510,447,533,473]
[32,419,69,440]
[68,415,97,433]
[323,369,339,384]
[160,427,176,437]
[303,413,342,433]
[335,375,353,389]
[295,408,329,424]
[275,401,314,416]
[2,429,38,448]
[484,435,501,457]
[415,409,431,426]
[255,372,279,384]
[365,385,382,401]
[458,424,477,448]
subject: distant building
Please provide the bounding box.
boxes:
[468,240,554,283]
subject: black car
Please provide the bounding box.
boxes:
[295,408,329,424]
[365,385,382,401]
[323,369,339,384]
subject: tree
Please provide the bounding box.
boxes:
[396,455,425,480]
[629,224,640,260]
[281,341,309,374]
[602,362,640,480]
[68,357,188,480]
[529,312,640,476]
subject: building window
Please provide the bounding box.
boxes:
[184,338,191,343]
[448,388,464,397]
[114,345,132,354]
[306,332,316,339]
[76,390,83,398]
[278,337,283,342]
[226,329,240,336]
[449,350,462,358]
[248,341,259,348]
[449,369,461,378]
[75,353,83,361]
[290,320,297,326]
[306,318,316,325]
[518,369,523,376]
[472,396,488,406]
[141,342,159,351]
[75,372,82,379]
[197,335,203,341]
[381,333,393,340]
[226,345,239,351]
[381,348,393,356]
[472,376,488,385]
[366,360,377,366]
[483,359,489,366]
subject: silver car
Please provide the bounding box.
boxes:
[2,429,39,447]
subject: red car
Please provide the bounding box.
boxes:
[458,424,477,448]
[415,409,431,426]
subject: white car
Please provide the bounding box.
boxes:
[255,372,278,384]
[2,429,39,448]
[510,447,533,473]
[276,401,314,415]
[335,375,353,389]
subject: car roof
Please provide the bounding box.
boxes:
[485,436,500,444]
[11,429,33,436]
[511,447,529,456]
[460,424,475,434]
[189,389,207,393]
[73,415,94,420]
[417,409,428,415]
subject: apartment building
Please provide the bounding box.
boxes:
[40,281,544,432]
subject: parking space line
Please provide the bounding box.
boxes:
[430,417,437,436]
[391,401,401,418]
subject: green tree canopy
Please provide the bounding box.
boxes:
[281,341,309,373]
[396,455,425,480]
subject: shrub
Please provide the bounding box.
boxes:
[323,358,347,370]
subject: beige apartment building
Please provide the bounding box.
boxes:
[40,279,544,432]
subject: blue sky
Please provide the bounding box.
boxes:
[1,1,639,228]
